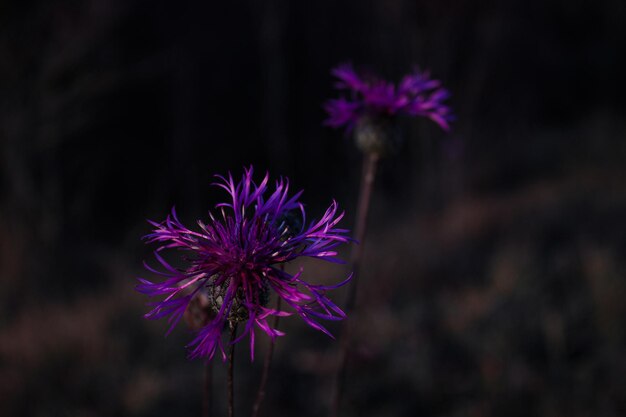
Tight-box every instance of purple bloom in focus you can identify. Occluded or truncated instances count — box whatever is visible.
[324,63,454,133]
[137,167,351,360]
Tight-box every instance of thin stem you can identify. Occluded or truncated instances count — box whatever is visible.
[203,361,213,417]
[251,297,282,417]
[228,322,239,417]
[330,151,380,417]
[347,151,380,310]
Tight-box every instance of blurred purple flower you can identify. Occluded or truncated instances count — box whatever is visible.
[324,63,454,132]
[137,167,351,360]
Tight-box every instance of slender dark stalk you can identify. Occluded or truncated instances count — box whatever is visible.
[346,151,380,310]
[330,151,380,417]
[228,322,239,417]
[251,297,282,417]
[203,361,213,417]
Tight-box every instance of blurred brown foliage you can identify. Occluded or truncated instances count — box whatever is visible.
[1,0,626,416]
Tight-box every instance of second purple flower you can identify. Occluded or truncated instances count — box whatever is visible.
[324,63,453,154]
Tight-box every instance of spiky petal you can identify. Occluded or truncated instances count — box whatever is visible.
[324,63,454,132]
[137,167,352,360]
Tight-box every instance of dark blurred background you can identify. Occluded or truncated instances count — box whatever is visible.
[2,0,626,416]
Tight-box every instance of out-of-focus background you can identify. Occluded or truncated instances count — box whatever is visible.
[2,1,626,416]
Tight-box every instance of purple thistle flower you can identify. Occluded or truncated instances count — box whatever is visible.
[324,63,454,133]
[137,167,351,361]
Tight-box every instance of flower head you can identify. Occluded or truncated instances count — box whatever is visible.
[324,63,454,143]
[137,167,351,360]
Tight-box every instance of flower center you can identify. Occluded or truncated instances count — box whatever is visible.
[206,276,270,323]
